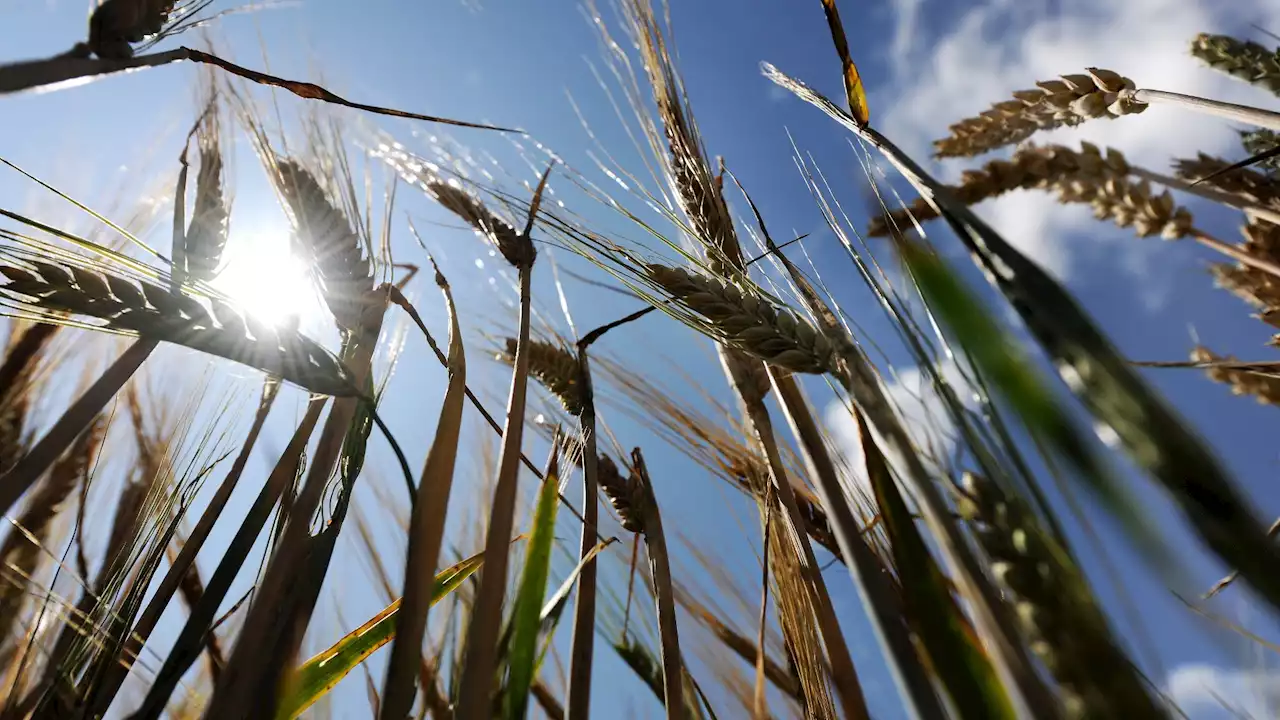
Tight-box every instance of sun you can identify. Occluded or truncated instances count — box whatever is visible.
[212,233,320,329]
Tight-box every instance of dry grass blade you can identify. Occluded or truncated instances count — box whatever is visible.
[86,381,280,716]
[380,260,466,720]
[204,287,386,716]
[0,43,520,132]
[0,258,358,396]
[131,396,328,719]
[608,448,684,720]
[453,173,546,720]
[769,371,947,718]
[1191,33,1280,96]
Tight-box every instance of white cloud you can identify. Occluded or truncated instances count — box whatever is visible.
[1168,663,1280,719]
[875,0,1280,281]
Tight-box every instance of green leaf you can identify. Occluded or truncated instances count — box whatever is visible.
[502,445,564,719]
[274,551,485,720]
[855,412,1015,720]
[896,239,1175,579]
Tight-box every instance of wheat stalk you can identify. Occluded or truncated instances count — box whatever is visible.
[274,159,375,332]
[958,473,1163,718]
[935,69,1145,158]
[498,337,584,416]
[0,259,355,396]
[1191,33,1280,96]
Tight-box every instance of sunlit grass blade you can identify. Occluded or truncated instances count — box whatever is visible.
[131,396,329,720]
[275,552,485,720]
[503,438,563,720]
[853,411,1017,719]
[380,260,467,720]
[765,57,1280,615]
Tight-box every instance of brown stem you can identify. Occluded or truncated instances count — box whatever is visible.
[0,337,156,519]
[455,262,535,720]
[566,347,601,720]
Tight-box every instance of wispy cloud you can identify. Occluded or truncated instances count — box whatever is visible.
[873,0,1280,281]
[1167,663,1280,719]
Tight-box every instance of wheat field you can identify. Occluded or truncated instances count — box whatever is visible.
[0,1,1279,718]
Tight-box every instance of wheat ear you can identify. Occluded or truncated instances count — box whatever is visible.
[1190,346,1280,405]
[184,104,229,283]
[0,260,354,396]
[427,181,535,268]
[1191,33,1280,96]
[1241,129,1280,173]
[959,473,1163,718]
[498,337,584,416]
[274,159,375,332]
[935,69,1145,157]
[1173,153,1280,208]
[870,142,1131,236]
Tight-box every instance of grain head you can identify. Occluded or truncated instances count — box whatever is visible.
[273,159,375,332]
[1191,346,1280,405]
[184,105,230,284]
[1191,33,1280,95]
[597,454,645,534]
[1173,152,1280,208]
[1056,176,1193,239]
[497,336,582,416]
[0,259,356,397]
[87,0,179,59]
[645,263,838,375]
[870,142,1131,236]
[1241,129,1280,174]
[934,69,1145,158]
[427,181,534,269]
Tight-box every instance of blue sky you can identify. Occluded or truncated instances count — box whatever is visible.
[4,0,1280,718]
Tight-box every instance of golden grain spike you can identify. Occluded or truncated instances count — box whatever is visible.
[0,260,356,397]
[1191,346,1280,406]
[185,108,230,283]
[869,143,1131,236]
[427,181,533,269]
[934,68,1145,158]
[597,455,644,534]
[497,337,583,416]
[1191,33,1280,96]
[1174,153,1280,208]
[646,264,837,376]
